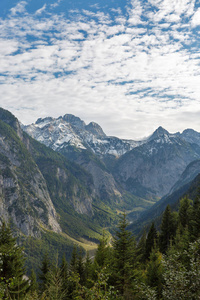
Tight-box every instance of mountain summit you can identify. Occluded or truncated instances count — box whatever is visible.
[149,126,170,140]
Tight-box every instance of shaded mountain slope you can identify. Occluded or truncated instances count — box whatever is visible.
[129,162,200,235]
[114,127,200,199]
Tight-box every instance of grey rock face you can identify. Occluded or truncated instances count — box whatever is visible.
[180,129,200,147]
[0,112,61,237]
[115,132,200,198]
[85,122,106,138]
[169,160,200,195]
[55,166,93,215]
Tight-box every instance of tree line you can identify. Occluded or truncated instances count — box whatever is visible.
[1,195,200,299]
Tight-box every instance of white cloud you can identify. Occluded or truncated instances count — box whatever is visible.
[50,0,63,9]
[10,1,28,16]
[191,8,200,27]
[0,0,200,138]
[35,4,47,15]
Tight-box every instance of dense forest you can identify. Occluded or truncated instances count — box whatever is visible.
[1,195,200,299]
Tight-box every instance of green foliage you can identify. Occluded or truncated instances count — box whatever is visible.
[112,213,137,297]
[94,231,110,268]
[82,267,117,300]
[0,222,29,299]
[38,253,51,293]
[29,269,38,293]
[145,249,163,297]
[132,282,157,300]
[145,222,158,260]
[3,200,200,300]
[22,230,78,276]
[45,258,67,300]
[178,197,193,230]
[162,239,200,299]
[189,196,200,241]
[159,205,177,253]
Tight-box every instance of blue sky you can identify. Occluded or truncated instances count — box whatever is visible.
[0,0,200,139]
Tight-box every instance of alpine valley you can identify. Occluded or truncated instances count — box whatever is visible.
[1,107,200,269]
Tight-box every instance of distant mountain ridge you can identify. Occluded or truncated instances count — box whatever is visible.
[23,115,200,200]
[23,114,142,157]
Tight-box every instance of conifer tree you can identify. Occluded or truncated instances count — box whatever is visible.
[0,222,29,299]
[146,248,163,297]
[94,231,109,268]
[84,252,93,288]
[189,197,200,241]
[68,246,79,298]
[136,231,147,264]
[38,252,51,294]
[178,197,192,230]
[60,255,68,294]
[159,205,177,253]
[145,222,158,260]
[69,246,78,274]
[171,225,190,255]
[29,269,38,294]
[77,249,85,285]
[45,257,67,300]
[112,213,136,298]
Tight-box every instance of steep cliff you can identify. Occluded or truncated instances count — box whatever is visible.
[0,116,61,237]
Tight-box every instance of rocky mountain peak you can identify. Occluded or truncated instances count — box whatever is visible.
[147,126,175,145]
[180,129,200,147]
[182,128,197,135]
[35,117,54,125]
[85,122,106,138]
[150,126,170,140]
[62,114,85,129]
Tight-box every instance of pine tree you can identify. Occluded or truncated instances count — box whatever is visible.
[189,197,200,241]
[171,225,190,255]
[145,222,158,260]
[136,230,147,264]
[112,213,136,298]
[68,246,79,298]
[146,248,163,298]
[38,252,51,294]
[178,197,192,230]
[29,269,38,293]
[0,222,29,299]
[159,205,177,254]
[45,257,67,300]
[94,231,110,268]
[69,246,78,274]
[84,252,93,288]
[60,255,68,294]
[77,249,85,285]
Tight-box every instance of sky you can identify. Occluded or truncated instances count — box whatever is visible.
[0,0,200,139]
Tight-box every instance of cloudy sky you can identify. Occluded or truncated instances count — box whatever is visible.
[0,0,200,139]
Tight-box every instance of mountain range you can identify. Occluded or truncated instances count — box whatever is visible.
[23,114,200,200]
[1,107,200,268]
